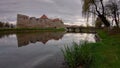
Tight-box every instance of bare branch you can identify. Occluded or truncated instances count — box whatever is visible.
[100,0,105,15]
[88,11,98,15]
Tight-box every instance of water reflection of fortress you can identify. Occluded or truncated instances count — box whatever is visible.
[16,32,65,47]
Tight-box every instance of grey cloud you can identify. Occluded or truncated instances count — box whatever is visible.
[0,0,84,25]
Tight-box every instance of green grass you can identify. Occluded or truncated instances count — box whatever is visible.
[90,30,120,68]
[62,29,120,68]
[0,28,65,33]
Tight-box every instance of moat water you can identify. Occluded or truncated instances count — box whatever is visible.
[0,32,96,68]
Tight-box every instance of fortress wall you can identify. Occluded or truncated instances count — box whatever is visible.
[28,17,37,28]
[17,14,29,28]
[17,14,65,28]
[29,17,37,24]
[52,21,65,28]
[58,21,65,28]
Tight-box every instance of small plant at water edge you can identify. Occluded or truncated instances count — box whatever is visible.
[61,42,93,68]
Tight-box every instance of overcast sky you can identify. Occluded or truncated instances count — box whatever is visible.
[0,0,91,25]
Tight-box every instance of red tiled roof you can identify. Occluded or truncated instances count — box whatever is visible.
[40,14,48,19]
[52,18,60,22]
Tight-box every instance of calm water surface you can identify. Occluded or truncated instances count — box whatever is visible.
[0,32,96,68]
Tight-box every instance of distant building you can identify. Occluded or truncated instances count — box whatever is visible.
[17,14,65,28]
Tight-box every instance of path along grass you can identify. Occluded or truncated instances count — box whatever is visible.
[62,29,120,68]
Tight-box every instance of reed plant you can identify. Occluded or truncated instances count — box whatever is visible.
[61,42,93,68]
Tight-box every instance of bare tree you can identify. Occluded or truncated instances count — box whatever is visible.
[105,0,120,28]
[82,0,110,27]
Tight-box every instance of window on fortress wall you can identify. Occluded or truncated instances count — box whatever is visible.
[40,20,43,22]
[40,19,44,22]
[36,19,39,21]
[30,18,32,20]
[24,17,26,19]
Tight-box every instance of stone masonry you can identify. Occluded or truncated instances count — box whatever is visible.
[17,14,65,28]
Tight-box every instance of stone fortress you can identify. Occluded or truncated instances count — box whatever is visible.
[17,14,65,28]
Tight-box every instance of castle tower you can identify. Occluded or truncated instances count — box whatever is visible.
[40,14,48,19]
[17,14,29,28]
[39,14,50,24]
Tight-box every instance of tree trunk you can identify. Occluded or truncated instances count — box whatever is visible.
[114,18,119,28]
[98,14,110,27]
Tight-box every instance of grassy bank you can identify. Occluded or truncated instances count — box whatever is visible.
[62,29,120,68]
[0,28,65,33]
[90,30,120,68]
